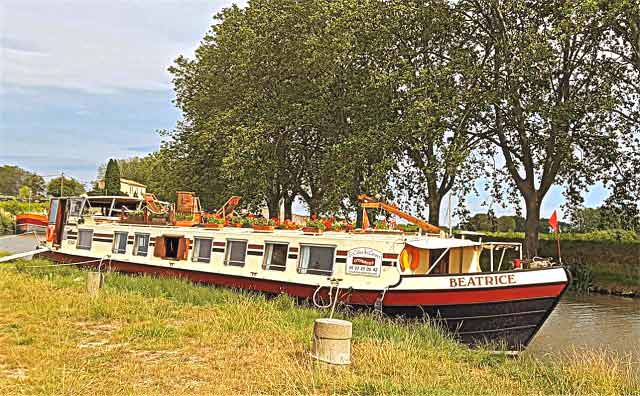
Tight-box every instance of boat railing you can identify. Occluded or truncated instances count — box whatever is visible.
[482,242,523,272]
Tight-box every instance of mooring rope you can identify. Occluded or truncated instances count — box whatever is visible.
[0,257,105,270]
[312,283,344,319]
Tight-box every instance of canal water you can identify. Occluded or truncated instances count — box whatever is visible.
[526,293,640,363]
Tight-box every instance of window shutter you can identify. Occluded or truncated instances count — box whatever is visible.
[154,237,165,258]
[177,238,188,260]
[184,239,191,260]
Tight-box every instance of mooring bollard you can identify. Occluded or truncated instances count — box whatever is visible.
[311,318,352,365]
[86,271,104,296]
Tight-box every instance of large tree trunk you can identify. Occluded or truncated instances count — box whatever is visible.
[428,194,442,227]
[266,196,280,220]
[523,193,541,258]
[284,196,293,220]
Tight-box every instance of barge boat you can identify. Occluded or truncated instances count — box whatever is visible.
[39,194,570,350]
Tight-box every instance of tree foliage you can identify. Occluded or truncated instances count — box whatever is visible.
[0,165,46,198]
[102,0,640,257]
[103,159,121,195]
[47,176,85,197]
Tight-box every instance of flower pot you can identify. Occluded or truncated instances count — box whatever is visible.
[204,223,223,229]
[122,216,146,225]
[302,227,324,235]
[175,220,196,227]
[253,224,275,232]
[150,217,168,225]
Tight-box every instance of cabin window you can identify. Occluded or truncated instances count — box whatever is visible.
[48,199,59,224]
[77,229,93,250]
[153,236,188,260]
[263,242,288,271]
[298,245,335,275]
[192,237,213,263]
[429,249,450,274]
[225,239,247,267]
[112,231,128,254]
[134,233,150,256]
[68,198,85,217]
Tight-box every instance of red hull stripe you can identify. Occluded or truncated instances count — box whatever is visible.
[39,252,567,307]
[383,284,567,305]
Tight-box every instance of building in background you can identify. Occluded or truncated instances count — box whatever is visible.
[97,178,146,198]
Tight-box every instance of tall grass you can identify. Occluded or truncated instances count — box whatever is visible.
[0,259,638,395]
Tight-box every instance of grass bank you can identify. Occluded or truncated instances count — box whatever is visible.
[0,259,638,395]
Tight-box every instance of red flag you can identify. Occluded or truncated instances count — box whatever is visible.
[549,210,559,233]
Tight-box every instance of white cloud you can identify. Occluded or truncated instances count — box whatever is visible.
[1,0,241,94]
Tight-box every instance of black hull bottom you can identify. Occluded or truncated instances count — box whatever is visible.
[382,297,560,350]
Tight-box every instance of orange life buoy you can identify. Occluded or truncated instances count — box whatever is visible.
[400,246,421,271]
[400,249,411,271]
[408,246,420,270]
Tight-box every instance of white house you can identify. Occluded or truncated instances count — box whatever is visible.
[98,178,146,198]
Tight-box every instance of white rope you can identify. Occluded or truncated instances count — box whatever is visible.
[0,257,105,270]
[312,283,343,319]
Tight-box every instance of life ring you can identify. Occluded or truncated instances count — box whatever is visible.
[399,246,420,271]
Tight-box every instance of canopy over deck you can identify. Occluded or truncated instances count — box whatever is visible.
[405,238,480,250]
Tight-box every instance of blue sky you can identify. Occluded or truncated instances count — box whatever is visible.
[0,0,608,221]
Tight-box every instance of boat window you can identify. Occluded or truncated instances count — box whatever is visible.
[429,248,450,274]
[48,199,59,224]
[112,231,128,254]
[134,233,150,256]
[77,229,93,250]
[225,239,247,267]
[68,198,85,217]
[263,242,288,271]
[298,245,335,275]
[193,237,213,263]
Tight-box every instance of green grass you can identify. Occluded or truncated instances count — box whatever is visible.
[0,258,638,395]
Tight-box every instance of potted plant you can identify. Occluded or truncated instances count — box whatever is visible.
[123,210,146,224]
[175,212,196,227]
[204,215,225,229]
[252,217,276,231]
[277,219,300,230]
[302,218,326,234]
[149,212,169,225]
[227,215,244,227]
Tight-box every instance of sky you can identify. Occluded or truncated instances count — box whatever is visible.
[0,0,609,221]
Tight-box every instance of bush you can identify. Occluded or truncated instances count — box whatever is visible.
[0,200,48,216]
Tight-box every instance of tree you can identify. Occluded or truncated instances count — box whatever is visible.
[168,0,394,218]
[103,159,121,195]
[496,216,516,232]
[0,165,45,197]
[378,0,485,226]
[458,0,625,256]
[47,176,85,197]
[18,186,32,201]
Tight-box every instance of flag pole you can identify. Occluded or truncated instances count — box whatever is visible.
[550,210,562,265]
[555,228,562,265]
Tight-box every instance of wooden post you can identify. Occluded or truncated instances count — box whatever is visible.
[311,318,352,365]
[87,272,104,296]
